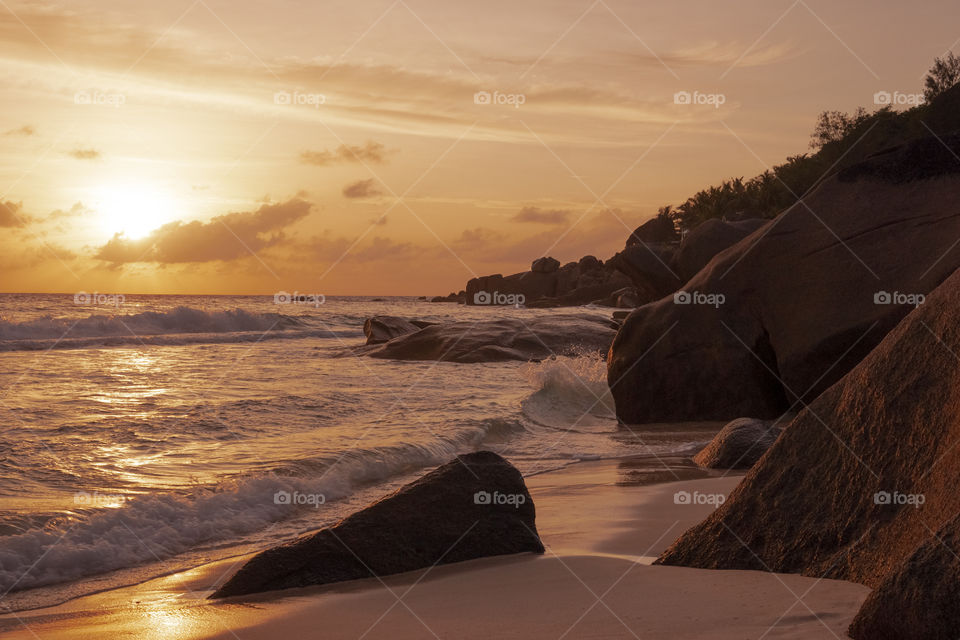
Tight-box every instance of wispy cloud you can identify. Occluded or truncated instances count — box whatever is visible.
[4,125,35,136]
[342,178,383,199]
[300,141,389,167]
[511,206,571,224]
[67,148,101,160]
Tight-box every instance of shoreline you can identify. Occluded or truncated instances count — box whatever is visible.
[0,458,869,639]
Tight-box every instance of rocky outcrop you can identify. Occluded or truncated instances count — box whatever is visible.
[362,316,422,345]
[531,256,560,273]
[211,451,543,598]
[608,243,681,296]
[360,313,616,363]
[655,267,960,619]
[609,133,960,424]
[848,514,960,640]
[692,418,783,470]
[627,215,679,246]
[465,256,633,308]
[429,290,465,303]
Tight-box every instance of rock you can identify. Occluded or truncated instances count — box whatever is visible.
[362,315,421,345]
[609,243,682,296]
[609,133,960,424]
[578,255,603,271]
[417,296,427,300]
[614,287,640,308]
[429,291,463,303]
[531,256,560,273]
[363,313,616,363]
[211,451,543,598]
[692,418,783,469]
[466,258,631,307]
[655,267,960,608]
[848,514,960,640]
[627,216,679,247]
[674,218,768,281]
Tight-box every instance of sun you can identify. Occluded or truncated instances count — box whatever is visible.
[94,183,177,239]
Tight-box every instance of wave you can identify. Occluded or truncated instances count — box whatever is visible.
[0,419,520,597]
[0,306,356,351]
[520,350,617,431]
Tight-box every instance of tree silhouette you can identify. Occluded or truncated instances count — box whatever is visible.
[924,52,960,102]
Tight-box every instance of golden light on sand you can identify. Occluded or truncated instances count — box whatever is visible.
[95,183,177,239]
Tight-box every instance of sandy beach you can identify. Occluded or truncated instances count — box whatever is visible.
[0,459,869,639]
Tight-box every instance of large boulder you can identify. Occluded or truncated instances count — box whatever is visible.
[609,133,960,424]
[608,243,682,295]
[848,514,960,640]
[362,316,422,345]
[655,267,960,636]
[627,215,679,246]
[675,218,768,281]
[692,417,783,469]
[531,256,560,273]
[212,451,543,598]
[361,313,616,362]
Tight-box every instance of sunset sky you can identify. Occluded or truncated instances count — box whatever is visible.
[0,0,957,295]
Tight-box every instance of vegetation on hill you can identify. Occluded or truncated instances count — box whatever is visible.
[659,55,960,233]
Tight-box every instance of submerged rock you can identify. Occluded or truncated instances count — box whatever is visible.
[211,451,543,598]
[655,267,960,638]
[363,313,616,363]
[362,315,422,345]
[692,418,783,470]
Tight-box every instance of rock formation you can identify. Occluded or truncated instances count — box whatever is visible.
[361,313,616,363]
[212,452,543,598]
[609,133,960,424]
[692,418,783,470]
[655,267,960,640]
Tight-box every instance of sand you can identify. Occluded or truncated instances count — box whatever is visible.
[0,459,869,639]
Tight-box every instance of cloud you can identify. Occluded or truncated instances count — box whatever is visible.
[0,201,25,227]
[300,141,389,166]
[95,198,312,264]
[68,148,101,160]
[342,178,383,199]
[4,125,34,136]
[511,206,571,224]
[454,227,507,248]
[48,201,90,220]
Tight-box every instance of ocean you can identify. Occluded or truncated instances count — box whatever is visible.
[0,294,711,611]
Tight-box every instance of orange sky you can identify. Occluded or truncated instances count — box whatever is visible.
[0,0,957,295]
